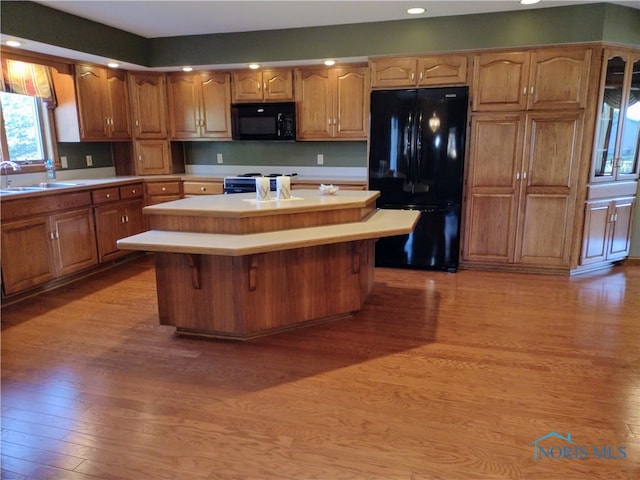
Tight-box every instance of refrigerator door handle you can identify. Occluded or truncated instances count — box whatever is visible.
[416,111,423,184]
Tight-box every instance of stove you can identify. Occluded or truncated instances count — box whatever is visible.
[223,173,297,193]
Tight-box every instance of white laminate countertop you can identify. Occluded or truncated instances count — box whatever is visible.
[118,209,419,256]
[142,189,380,218]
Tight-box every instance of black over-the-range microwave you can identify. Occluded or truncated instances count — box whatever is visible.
[231,102,296,141]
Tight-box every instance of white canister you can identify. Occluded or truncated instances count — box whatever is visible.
[276,176,291,199]
[255,177,270,200]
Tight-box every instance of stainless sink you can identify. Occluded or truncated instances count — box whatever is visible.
[0,182,83,195]
[0,186,44,193]
[26,182,83,189]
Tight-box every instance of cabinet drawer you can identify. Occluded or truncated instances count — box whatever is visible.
[146,181,181,196]
[120,183,144,199]
[1,191,92,221]
[92,187,120,204]
[183,181,223,195]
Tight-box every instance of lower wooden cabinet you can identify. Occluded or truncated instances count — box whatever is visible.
[145,179,182,204]
[182,180,223,196]
[580,197,635,265]
[1,208,98,295]
[94,199,145,262]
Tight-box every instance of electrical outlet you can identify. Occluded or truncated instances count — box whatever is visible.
[85,155,93,167]
[60,156,68,169]
[317,154,324,165]
[217,153,223,164]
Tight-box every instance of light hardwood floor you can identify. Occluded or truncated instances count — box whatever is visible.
[1,255,639,479]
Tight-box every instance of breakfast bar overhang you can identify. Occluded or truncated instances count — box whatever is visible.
[118,190,419,340]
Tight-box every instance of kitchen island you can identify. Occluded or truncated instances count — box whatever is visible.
[118,190,419,340]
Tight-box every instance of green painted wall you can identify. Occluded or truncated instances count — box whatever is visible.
[185,141,367,168]
[57,142,113,170]
[0,1,148,65]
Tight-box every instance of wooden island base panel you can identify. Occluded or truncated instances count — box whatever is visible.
[118,190,419,340]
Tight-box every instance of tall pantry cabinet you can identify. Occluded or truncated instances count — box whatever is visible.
[462,46,593,272]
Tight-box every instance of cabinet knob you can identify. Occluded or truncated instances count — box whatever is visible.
[132,189,136,194]
[162,187,166,192]
[106,193,110,198]
[200,187,206,192]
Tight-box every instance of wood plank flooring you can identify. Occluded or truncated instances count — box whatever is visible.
[1,255,639,479]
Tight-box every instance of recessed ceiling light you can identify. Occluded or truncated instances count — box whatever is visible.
[182,66,193,72]
[6,40,21,47]
[407,7,426,15]
[107,62,119,68]
[249,63,260,70]
[520,0,541,5]
[324,60,336,66]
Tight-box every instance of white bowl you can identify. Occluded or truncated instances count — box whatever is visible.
[319,184,339,195]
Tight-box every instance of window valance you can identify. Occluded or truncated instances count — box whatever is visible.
[0,59,56,106]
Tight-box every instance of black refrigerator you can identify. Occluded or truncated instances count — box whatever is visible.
[369,86,469,272]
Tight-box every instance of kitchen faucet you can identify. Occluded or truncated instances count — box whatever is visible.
[0,161,21,189]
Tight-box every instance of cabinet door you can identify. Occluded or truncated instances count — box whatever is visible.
[122,199,145,238]
[129,72,168,138]
[463,114,523,263]
[515,111,584,266]
[75,64,109,140]
[105,69,131,139]
[417,55,468,86]
[167,74,201,139]
[527,47,591,110]
[232,71,263,102]
[580,200,611,265]
[50,208,98,276]
[472,52,530,111]
[295,68,333,139]
[616,55,640,181]
[135,140,170,175]
[370,57,417,88]
[1,216,56,295]
[333,67,369,139]
[94,204,125,262]
[200,73,232,138]
[608,198,635,260]
[263,69,293,101]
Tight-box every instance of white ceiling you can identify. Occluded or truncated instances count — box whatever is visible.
[31,0,639,39]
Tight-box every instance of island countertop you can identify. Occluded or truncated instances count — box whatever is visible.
[142,189,380,218]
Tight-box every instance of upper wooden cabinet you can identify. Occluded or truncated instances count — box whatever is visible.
[167,72,232,139]
[295,65,369,140]
[472,47,592,111]
[590,48,640,183]
[74,64,131,140]
[232,69,294,102]
[370,55,468,88]
[128,72,168,139]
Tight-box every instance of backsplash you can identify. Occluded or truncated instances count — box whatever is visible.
[57,142,114,170]
[184,141,367,168]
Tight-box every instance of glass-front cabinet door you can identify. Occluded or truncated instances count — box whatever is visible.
[617,55,640,180]
[591,50,640,182]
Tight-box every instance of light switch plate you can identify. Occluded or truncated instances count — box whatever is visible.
[317,154,324,165]
[217,153,223,164]
[85,155,93,167]
[60,156,68,169]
